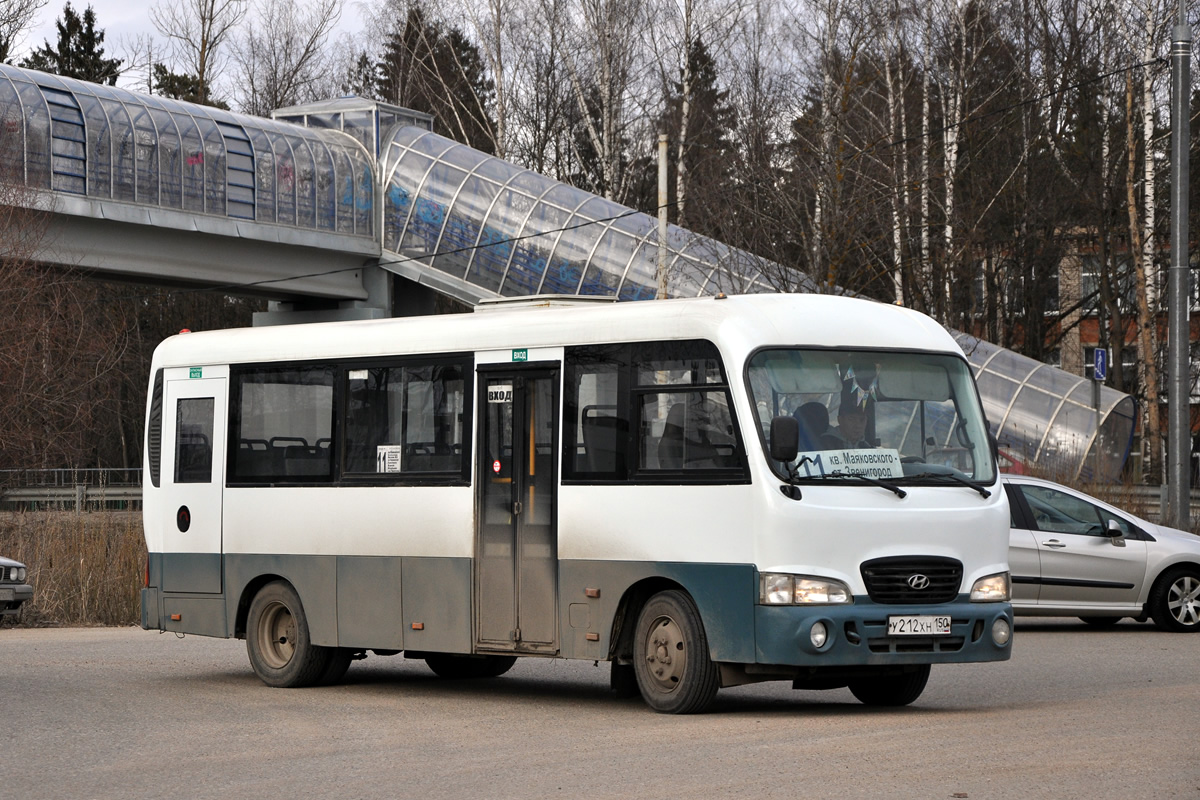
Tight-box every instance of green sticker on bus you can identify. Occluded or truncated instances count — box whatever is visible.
[512,349,528,362]
[189,367,202,378]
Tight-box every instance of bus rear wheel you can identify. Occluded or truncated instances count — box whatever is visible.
[246,581,330,688]
[632,590,719,714]
[848,664,930,706]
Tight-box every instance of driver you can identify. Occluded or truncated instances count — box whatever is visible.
[822,399,874,449]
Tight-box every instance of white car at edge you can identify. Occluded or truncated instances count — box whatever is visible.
[1002,475,1200,631]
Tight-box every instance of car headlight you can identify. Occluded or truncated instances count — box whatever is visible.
[970,572,1010,602]
[17,567,26,582]
[760,573,852,605]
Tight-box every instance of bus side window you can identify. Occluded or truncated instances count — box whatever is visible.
[342,360,466,477]
[230,366,335,483]
[564,345,628,481]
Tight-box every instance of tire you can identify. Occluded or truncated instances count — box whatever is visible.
[1079,616,1123,627]
[317,648,356,685]
[245,581,331,688]
[1149,567,1200,632]
[425,654,517,679]
[848,664,930,707]
[632,590,719,714]
[610,662,639,698]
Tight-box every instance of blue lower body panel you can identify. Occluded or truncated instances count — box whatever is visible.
[755,596,1012,667]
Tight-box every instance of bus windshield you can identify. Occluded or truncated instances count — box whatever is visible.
[747,348,996,484]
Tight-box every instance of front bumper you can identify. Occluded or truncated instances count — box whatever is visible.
[0,583,33,616]
[755,595,1012,666]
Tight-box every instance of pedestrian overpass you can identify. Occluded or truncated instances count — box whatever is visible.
[0,63,1135,481]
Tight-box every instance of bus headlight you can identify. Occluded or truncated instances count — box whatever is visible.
[760,573,852,605]
[970,572,1011,602]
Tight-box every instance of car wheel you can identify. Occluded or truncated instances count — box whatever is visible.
[425,654,517,678]
[1078,616,1123,627]
[848,664,930,706]
[246,580,331,687]
[1149,567,1200,632]
[632,590,719,714]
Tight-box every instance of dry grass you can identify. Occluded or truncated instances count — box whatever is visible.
[0,511,145,627]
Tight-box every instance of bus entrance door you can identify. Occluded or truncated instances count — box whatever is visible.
[476,368,559,654]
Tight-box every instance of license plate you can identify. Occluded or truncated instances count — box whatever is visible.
[888,615,951,636]
[0,588,12,602]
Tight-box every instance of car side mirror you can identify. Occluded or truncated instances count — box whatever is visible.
[769,416,799,463]
[1105,518,1127,547]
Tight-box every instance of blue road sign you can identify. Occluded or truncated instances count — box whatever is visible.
[1094,348,1107,381]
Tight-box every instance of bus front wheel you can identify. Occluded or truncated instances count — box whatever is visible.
[632,590,719,714]
[246,581,330,688]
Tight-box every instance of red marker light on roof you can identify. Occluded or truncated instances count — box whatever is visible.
[179,329,191,334]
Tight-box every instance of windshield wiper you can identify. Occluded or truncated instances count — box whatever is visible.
[906,471,992,498]
[812,470,908,498]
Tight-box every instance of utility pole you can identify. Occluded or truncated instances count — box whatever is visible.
[657,133,669,299]
[1167,10,1192,528]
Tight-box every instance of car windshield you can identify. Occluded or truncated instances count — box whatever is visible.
[747,348,996,484]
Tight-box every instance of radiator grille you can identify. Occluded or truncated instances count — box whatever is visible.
[860,556,962,604]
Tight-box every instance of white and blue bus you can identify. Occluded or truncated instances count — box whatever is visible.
[141,293,1012,713]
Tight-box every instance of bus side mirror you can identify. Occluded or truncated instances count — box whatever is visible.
[769,416,799,463]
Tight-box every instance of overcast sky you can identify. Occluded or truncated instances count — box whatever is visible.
[16,0,368,82]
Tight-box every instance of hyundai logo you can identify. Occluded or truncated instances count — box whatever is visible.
[907,574,931,590]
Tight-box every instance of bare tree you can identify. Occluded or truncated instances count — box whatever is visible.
[115,32,169,95]
[504,0,572,177]
[555,0,652,202]
[0,0,46,62]
[150,0,247,104]
[646,0,742,227]
[231,0,342,116]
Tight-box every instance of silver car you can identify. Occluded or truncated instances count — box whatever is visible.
[1003,476,1200,631]
[0,556,33,618]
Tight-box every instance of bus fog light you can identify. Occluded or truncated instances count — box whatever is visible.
[810,621,828,648]
[991,617,1011,646]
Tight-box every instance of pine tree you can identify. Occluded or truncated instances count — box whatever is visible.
[20,2,122,85]
[151,63,227,109]
[377,3,496,153]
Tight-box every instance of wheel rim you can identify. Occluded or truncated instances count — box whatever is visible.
[642,614,686,694]
[257,600,296,669]
[1167,575,1200,627]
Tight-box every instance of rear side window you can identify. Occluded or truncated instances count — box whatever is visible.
[147,369,163,487]
[175,397,215,483]
[230,366,335,482]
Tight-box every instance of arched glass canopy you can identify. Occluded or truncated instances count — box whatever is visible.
[0,64,375,238]
[380,127,790,301]
[957,334,1136,482]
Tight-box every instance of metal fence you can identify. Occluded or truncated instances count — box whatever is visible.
[0,469,143,511]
